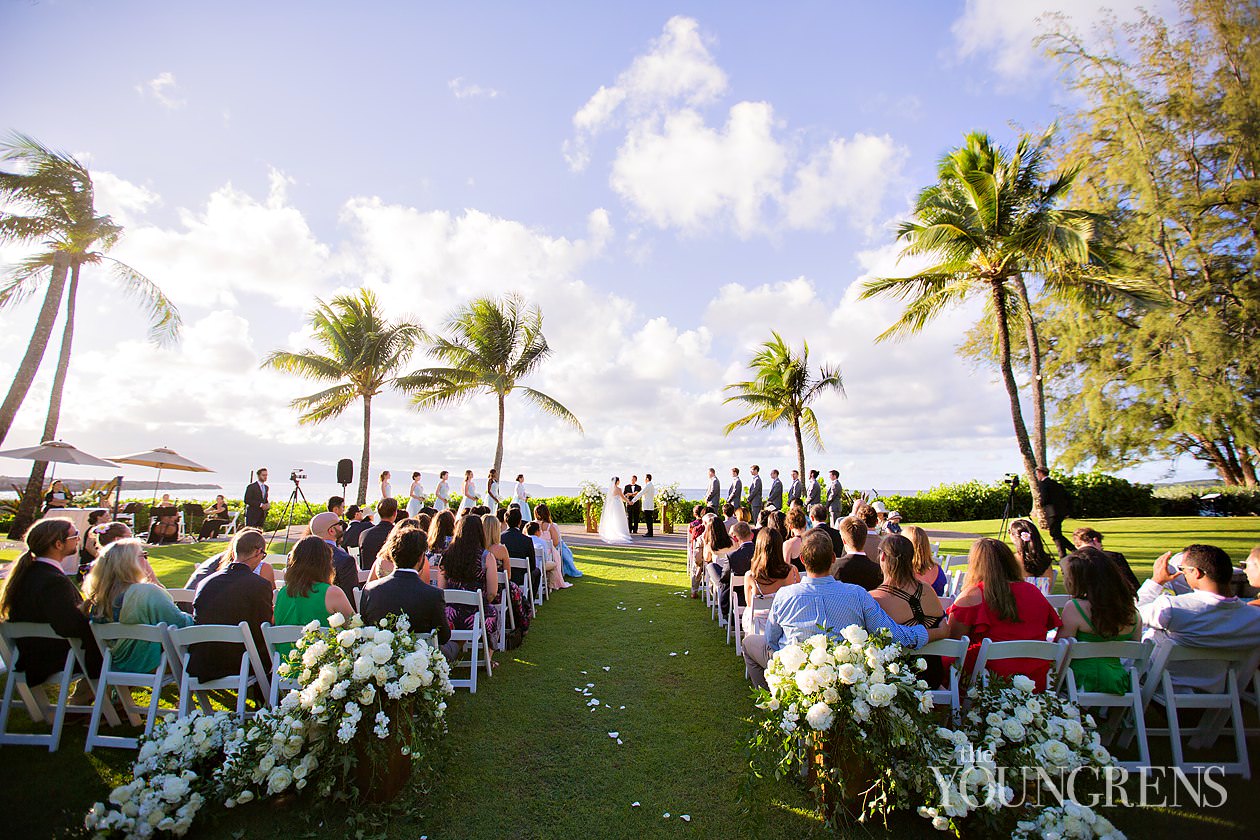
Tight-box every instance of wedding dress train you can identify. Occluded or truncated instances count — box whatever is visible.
[598,483,633,545]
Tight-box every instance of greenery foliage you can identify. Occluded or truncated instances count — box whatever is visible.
[877,472,1159,522]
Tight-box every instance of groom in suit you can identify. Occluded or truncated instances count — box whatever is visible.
[706,468,721,512]
[640,474,656,537]
[788,470,804,507]
[625,476,642,534]
[243,468,270,528]
[747,465,763,522]
[726,467,743,511]
[767,469,784,512]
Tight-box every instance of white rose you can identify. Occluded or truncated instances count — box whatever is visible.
[375,629,395,647]
[1000,719,1026,741]
[336,629,357,648]
[841,625,869,646]
[867,683,896,707]
[1064,721,1086,745]
[932,816,949,831]
[808,646,831,667]
[328,612,345,628]
[794,669,820,695]
[852,698,871,721]
[804,701,834,731]
[806,632,829,649]
[352,656,374,680]
[836,663,862,685]
[776,644,807,672]
[358,684,377,706]
[1090,745,1112,765]
[919,693,935,713]
[1014,706,1034,725]
[303,620,321,633]
[266,766,293,794]
[370,643,393,664]
[1011,674,1036,693]
[1041,739,1072,766]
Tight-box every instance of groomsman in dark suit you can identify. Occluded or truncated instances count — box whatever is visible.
[746,465,763,521]
[767,469,784,512]
[726,467,743,510]
[826,470,844,525]
[806,470,822,506]
[788,470,804,507]
[625,476,642,534]
[243,468,270,528]
[706,468,721,511]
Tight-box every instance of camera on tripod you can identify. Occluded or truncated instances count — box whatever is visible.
[290,469,307,483]
[1003,473,1020,489]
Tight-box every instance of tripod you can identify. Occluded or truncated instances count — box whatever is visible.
[996,476,1019,538]
[268,477,314,554]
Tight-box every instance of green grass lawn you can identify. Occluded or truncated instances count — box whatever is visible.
[0,523,1257,838]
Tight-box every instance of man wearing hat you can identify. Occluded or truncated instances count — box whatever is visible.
[311,511,359,604]
[886,510,903,535]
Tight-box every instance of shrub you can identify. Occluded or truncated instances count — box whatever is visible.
[1154,484,1260,516]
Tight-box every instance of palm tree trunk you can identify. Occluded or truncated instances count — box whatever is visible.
[12,263,79,535]
[357,394,372,506]
[0,253,69,447]
[1014,275,1047,467]
[991,281,1045,525]
[493,391,506,480]
[793,415,806,488]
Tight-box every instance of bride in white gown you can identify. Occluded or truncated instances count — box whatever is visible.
[598,477,632,544]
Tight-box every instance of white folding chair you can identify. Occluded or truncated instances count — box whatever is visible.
[496,571,512,651]
[357,569,371,585]
[271,567,286,585]
[1046,594,1072,610]
[1058,638,1154,770]
[1025,576,1053,596]
[166,588,196,609]
[728,575,745,650]
[346,545,360,562]
[508,557,537,610]
[442,590,493,692]
[534,543,552,604]
[85,622,182,751]
[0,627,50,724]
[352,587,362,613]
[219,511,240,537]
[0,623,114,751]
[1138,642,1258,778]
[260,623,304,707]
[970,638,1069,690]
[168,622,263,720]
[945,569,968,598]
[918,636,969,722]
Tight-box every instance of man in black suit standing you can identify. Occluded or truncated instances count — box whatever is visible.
[358,497,398,571]
[1035,466,1073,557]
[360,528,457,661]
[310,511,358,604]
[243,468,269,528]
[189,530,273,681]
[806,470,822,506]
[788,470,803,507]
[746,465,763,522]
[766,469,783,513]
[727,467,743,511]
[705,468,721,512]
[501,507,539,599]
[625,475,642,534]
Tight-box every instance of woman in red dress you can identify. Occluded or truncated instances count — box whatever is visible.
[948,538,1062,691]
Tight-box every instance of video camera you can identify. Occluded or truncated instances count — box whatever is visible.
[290,470,307,483]
[1003,473,1020,489]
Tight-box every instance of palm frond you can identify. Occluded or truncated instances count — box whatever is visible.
[106,258,182,345]
[517,386,583,433]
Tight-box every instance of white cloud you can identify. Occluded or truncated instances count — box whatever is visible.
[448,77,500,100]
[568,16,907,236]
[951,0,1178,79]
[136,71,186,109]
[93,171,161,228]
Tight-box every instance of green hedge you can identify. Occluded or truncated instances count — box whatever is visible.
[1153,484,1260,516]
[877,471,1161,522]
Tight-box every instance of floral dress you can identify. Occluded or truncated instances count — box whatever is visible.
[444,551,531,641]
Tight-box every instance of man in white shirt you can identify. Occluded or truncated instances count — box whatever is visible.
[640,474,656,538]
[1137,544,1260,692]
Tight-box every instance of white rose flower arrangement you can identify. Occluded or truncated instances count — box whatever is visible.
[86,614,455,839]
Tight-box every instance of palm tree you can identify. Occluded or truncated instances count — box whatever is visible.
[0,133,181,533]
[722,331,845,483]
[398,293,582,479]
[860,129,1132,523]
[263,288,424,505]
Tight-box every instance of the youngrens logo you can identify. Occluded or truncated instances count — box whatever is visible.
[930,746,1229,809]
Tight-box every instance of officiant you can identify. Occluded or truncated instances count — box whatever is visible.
[625,475,643,534]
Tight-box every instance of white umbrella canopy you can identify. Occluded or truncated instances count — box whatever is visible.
[108,446,212,506]
[0,439,118,469]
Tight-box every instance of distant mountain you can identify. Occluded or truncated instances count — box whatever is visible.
[0,476,221,492]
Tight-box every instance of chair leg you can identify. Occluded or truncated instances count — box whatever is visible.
[469,631,478,695]
[85,675,109,753]
[49,667,75,753]
[1164,676,1185,774]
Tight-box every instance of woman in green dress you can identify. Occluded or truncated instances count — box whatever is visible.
[274,537,355,656]
[1056,547,1140,694]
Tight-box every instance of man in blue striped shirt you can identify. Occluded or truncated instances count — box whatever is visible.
[743,531,949,689]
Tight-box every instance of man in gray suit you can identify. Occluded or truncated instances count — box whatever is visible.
[726,467,743,510]
[746,465,763,521]
[766,469,783,513]
[806,469,822,506]
[788,470,804,507]
[826,470,844,525]
[705,467,721,511]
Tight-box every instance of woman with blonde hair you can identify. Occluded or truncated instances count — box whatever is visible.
[481,513,510,575]
[903,524,947,595]
[82,539,193,673]
[948,538,1061,690]
[781,506,810,573]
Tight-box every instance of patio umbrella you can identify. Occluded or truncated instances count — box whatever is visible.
[108,446,213,506]
[0,439,119,481]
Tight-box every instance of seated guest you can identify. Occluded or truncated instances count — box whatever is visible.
[708,521,754,615]
[309,511,357,603]
[481,514,511,580]
[873,534,946,687]
[427,509,456,556]
[833,516,883,591]
[743,531,946,689]
[695,514,732,597]
[185,528,262,591]
[687,504,708,543]
[810,504,846,558]
[1247,546,1260,607]
[413,512,432,536]
[43,479,72,513]
[526,521,562,592]
[78,510,110,573]
[343,505,370,548]
[370,520,425,583]
[274,536,354,658]
[439,515,504,663]
[81,539,193,673]
[782,506,809,573]
[0,519,103,692]
[1137,544,1260,691]
[361,527,457,660]
[904,524,947,596]
[885,510,904,535]
[769,509,788,540]
[948,538,1062,691]
[735,506,751,525]
[1009,518,1056,590]
[188,531,273,681]
[327,495,347,532]
[358,497,399,571]
[197,495,231,541]
[722,503,737,532]
[742,527,799,637]
[855,501,882,550]
[501,508,540,600]
[1055,547,1140,694]
[534,503,575,588]
[1072,527,1139,593]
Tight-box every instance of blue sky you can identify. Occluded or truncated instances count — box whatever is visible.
[0,0,1205,499]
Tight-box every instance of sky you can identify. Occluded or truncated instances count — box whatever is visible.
[0,0,1204,501]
